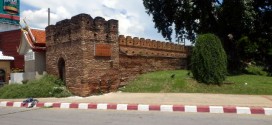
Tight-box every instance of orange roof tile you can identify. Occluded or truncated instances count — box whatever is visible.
[21,28,46,52]
[29,29,46,46]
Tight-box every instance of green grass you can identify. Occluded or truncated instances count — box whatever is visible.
[119,70,272,95]
[0,75,72,99]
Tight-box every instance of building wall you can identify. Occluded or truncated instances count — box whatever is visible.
[0,29,24,70]
[24,60,35,72]
[0,61,11,84]
[46,13,189,96]
[0,24,19,32]
[18,36,46,81]
[23,49,35,80]
[10,72,23,84]
[35,52,46,76]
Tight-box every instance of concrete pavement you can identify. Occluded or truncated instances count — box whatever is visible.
[1,92,272,107]
[1,92,272,115]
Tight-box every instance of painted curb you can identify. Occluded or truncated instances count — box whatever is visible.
[1,101,271,116]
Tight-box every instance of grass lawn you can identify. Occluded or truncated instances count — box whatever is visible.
[119,70,272,95]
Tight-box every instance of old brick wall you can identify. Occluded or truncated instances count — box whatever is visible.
[46,14,119,96]
[118,35,187,84]
[46,13,188,96]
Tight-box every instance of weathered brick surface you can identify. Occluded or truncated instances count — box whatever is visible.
[46,13,188,96]
[119,55,186,85]
[46,14,119,96]
[118,35,187,58]
[118,35,187,85]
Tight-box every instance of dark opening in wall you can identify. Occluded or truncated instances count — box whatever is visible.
[58,58,66,84]
[0,69,6,83]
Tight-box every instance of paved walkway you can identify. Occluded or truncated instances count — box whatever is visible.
[1,92,272,115]
[1,92,272,107]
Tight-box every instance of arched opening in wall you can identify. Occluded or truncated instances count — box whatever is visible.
[0,69,6,84]
[58,58,66,84]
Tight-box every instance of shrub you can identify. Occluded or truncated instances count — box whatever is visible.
[0,75,72,99]
[51,86,72,98]
[245,64,268,76]
[191,33,227,84]
[21,79,29,84]
[0,84,28,98]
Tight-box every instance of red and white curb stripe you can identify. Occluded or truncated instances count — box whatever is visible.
[1,101,272,115]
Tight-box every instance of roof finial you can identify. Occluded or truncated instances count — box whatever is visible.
[23,18,36,42]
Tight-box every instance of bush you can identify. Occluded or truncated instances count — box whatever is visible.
[51,87,72,98]
[21,79,29,84]
[245,64,268,76]
[191,33,227,84]
[0,84,29,98]
[0,75,72,99]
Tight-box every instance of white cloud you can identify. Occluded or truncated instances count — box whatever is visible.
[102,0,119,8]
[20,0,166,41]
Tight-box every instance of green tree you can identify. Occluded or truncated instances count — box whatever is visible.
[191,34,227,84]
[143,0,272,74]
[252,0,272,74]
[219,0,256,37]
[143,0,219,42]
[218,0,256,72]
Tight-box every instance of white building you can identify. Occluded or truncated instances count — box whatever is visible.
[17,26,46,81]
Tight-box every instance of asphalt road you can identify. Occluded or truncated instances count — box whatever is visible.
[0,107,271,125]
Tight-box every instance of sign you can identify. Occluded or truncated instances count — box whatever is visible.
[95,44,112,57]
[0,0,20,25]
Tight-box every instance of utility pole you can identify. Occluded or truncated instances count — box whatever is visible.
[48,8,50,26]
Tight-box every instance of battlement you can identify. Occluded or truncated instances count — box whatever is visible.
[46,13,189,96]
[119,35,187,58]
[46,13,118,47]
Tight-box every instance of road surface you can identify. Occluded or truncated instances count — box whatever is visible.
[0,107,271,125]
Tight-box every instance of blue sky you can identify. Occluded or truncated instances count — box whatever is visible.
[19,0,167,42]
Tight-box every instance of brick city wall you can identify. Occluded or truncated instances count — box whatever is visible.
[118,35,187,84]
[46,14,119,96]
[46,13,188,96]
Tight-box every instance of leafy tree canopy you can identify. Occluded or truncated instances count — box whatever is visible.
[143,0,272,74]
[143,0,220,42]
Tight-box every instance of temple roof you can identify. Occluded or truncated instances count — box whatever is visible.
[27,29,46,47]
[18,27,46,53]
